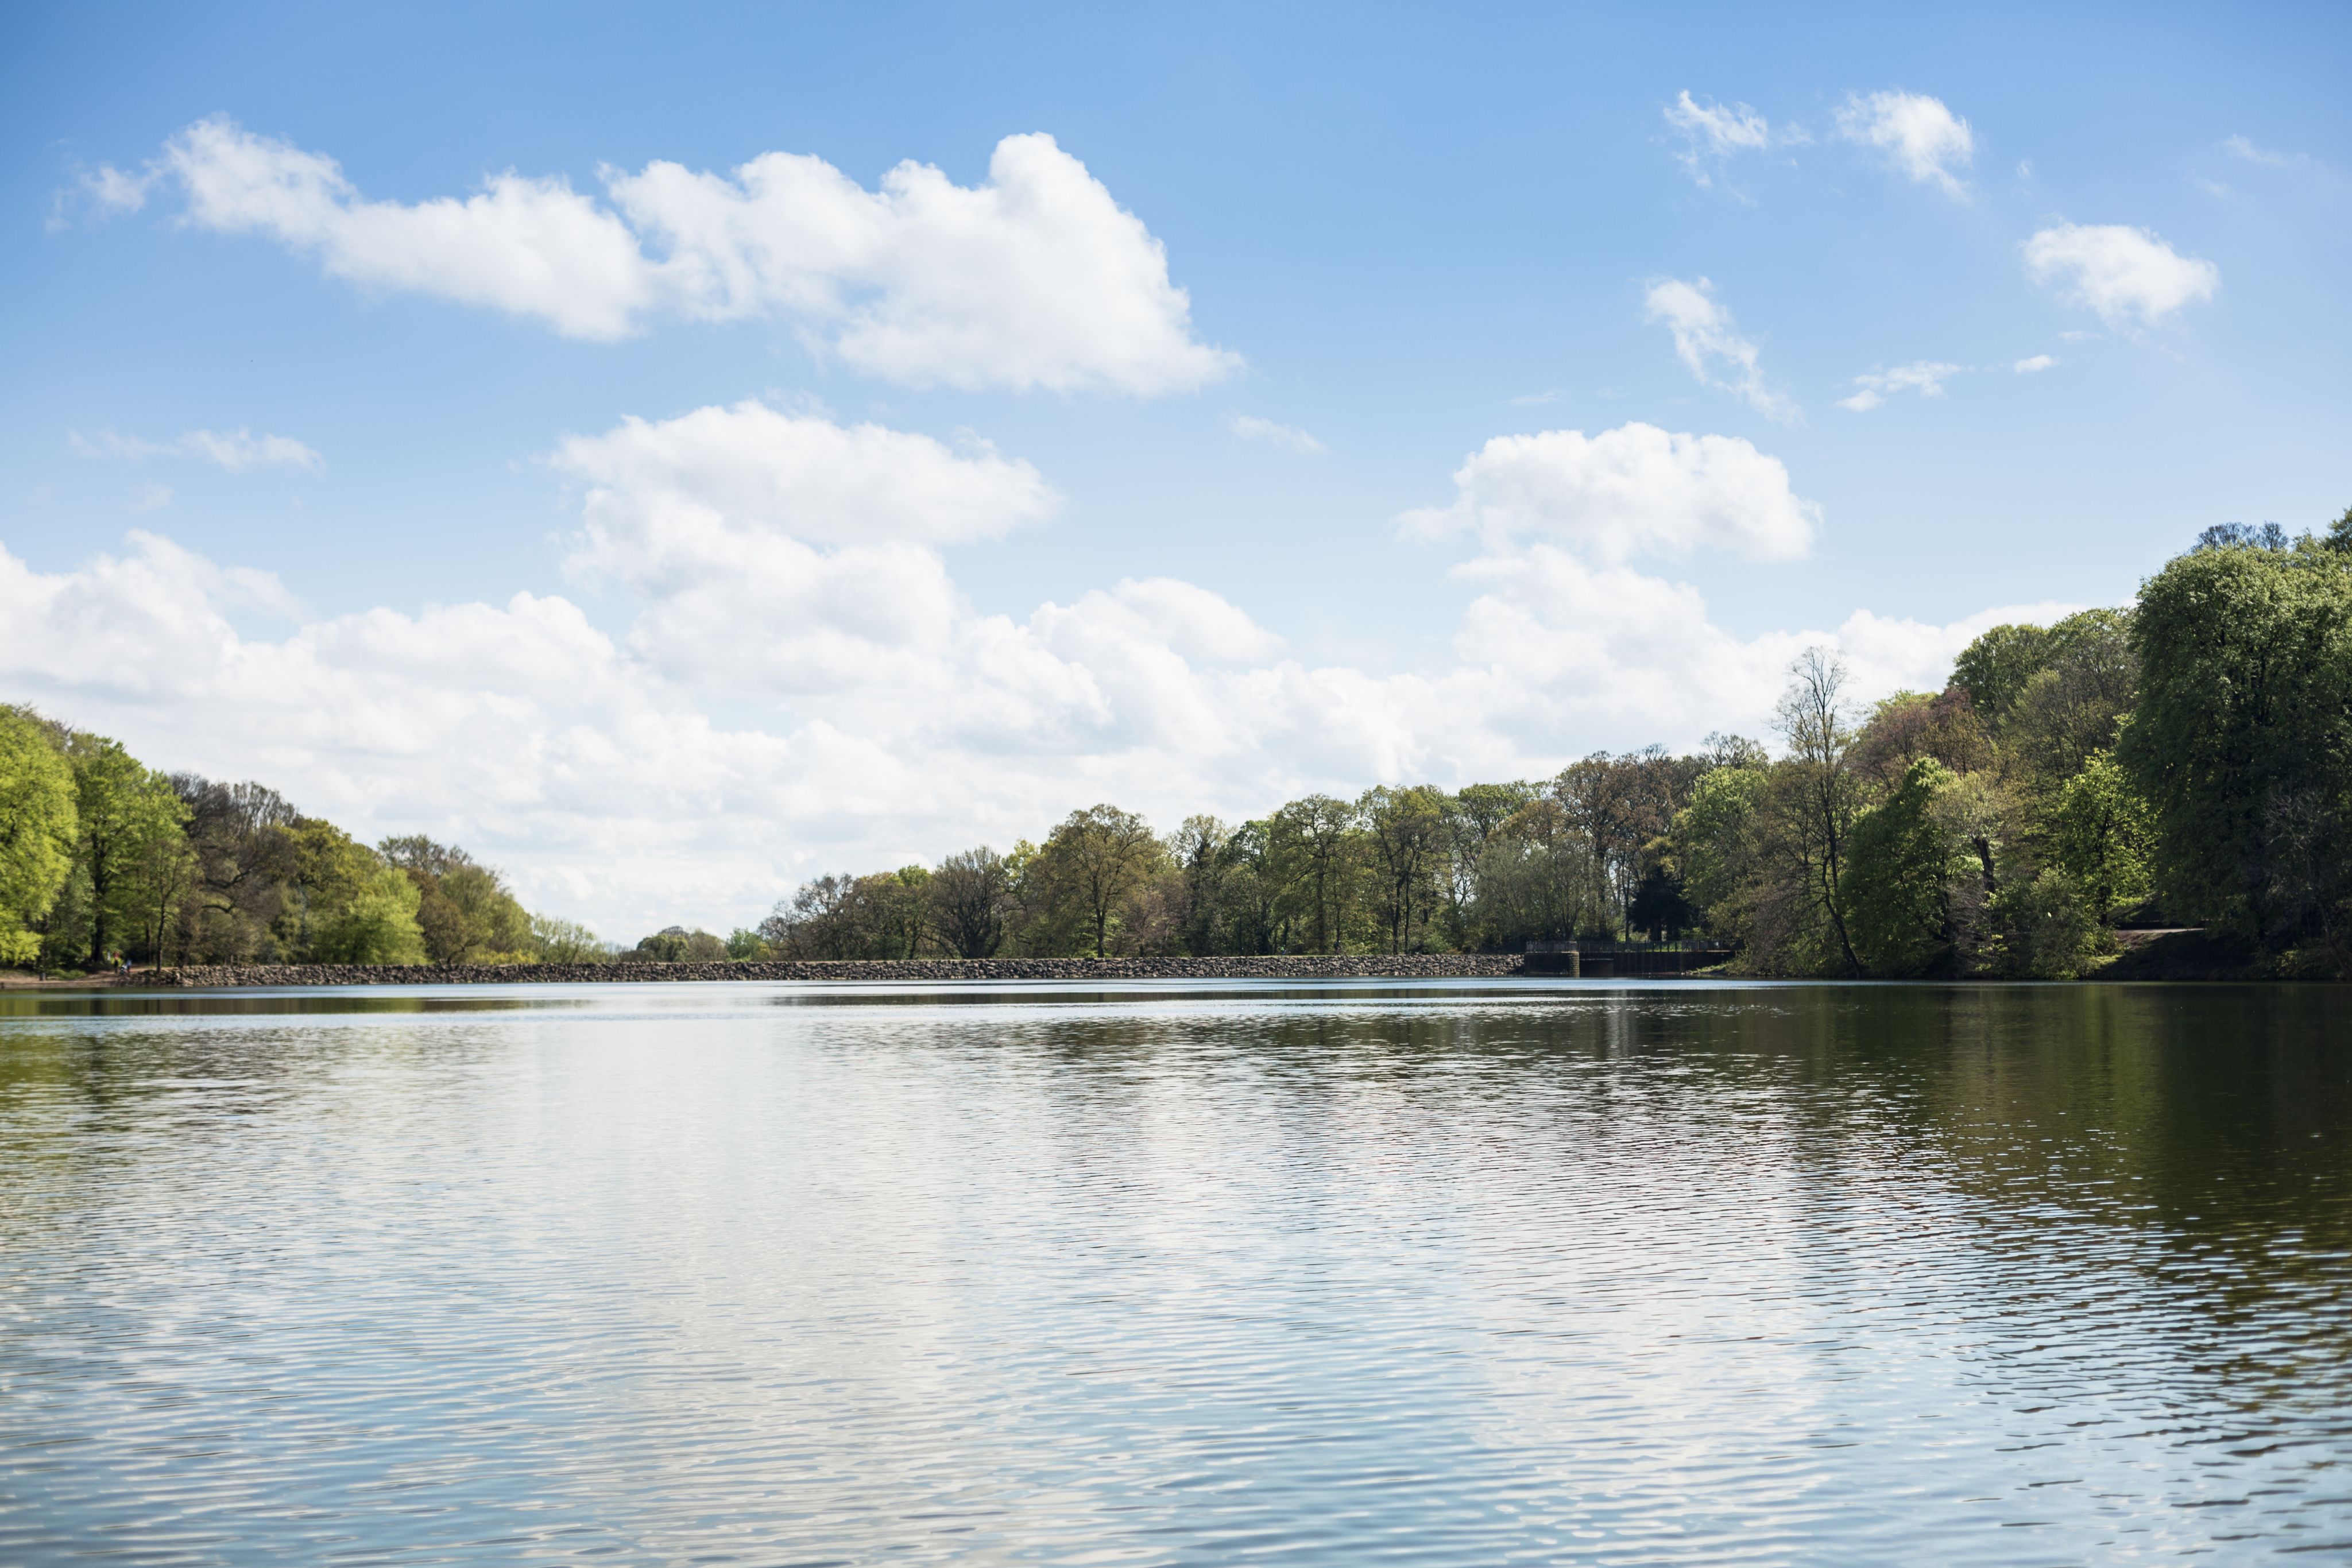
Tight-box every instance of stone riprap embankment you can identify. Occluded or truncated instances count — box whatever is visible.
[151,954,1529,988]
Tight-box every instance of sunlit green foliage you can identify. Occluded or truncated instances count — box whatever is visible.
[533,915,609,963]
[0,708,589,973]
[2052,750,2154,920]
[380,836,535,963]
[14,508,2344,979]
[61,734,188,969]
[0,708,75,965]
[1990,869,2105,979]
[1839,760,1974,976]
[2118,539,2352,947]
[312,864,430,964]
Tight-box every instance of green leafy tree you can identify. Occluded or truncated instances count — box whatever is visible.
[533,916,610,962]
[380,837,535,963]
[1359,785,1450,952]
[283,818,385,958]
[173,777,301,962]
[1471,799,1603,948]
[1441,783,1539,944]
[67,734,189,968]
[1267,795,1362,953]
[2052,750,2154,920]
[1839,760,1975,977]
[1556,749,1681,937]
[631,928,693,962]
[0,708,76,965]
[1212,821,1284,954]
[1673,764,1767,942]
[1990,869,2104,979]
[1847,688,1994,796]
[1162,818,1231,956]
[1763,649,1866,974]
[928,846,1013,957]
[760,874,862,958]
[1951,623,2056,731]
[1033,804,1166,957]
[2117,540,2352,940]
[2005,610,2139,784]
[313,864,429,963]
[626,927,726,962]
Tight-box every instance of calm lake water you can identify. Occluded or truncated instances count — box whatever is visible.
[2,979,2349,1565]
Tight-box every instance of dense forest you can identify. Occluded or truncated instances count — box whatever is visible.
[3,520,2346,979]
[0,708,605,975]
[753,518,2352,980]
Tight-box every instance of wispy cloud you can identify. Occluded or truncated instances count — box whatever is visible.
[2013,354,2057,374]
[1665,92,1772,187]
[1835,90,1974,198]
[2224,135,2301,169]
[74,427,324,472]
[127,483,173,513]
[1229,415,1326,455]
[1643,277,1798,422]
[1838,361,1964,412]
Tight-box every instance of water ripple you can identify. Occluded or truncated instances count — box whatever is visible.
[0,981,2347,1563]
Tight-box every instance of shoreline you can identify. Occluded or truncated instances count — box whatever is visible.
[0,933,2304,989]
[72,954,1536,989]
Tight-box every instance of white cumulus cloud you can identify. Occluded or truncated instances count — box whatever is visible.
[1643,277,1797,421]
[2014,354,2057,373]
[1,418,2068,939]
[549,401,1060,692]
[1835,90,1974,197]
[552,400,1056,554]
[160,117,657,339]
[1398,421,1819,563]
[612,132,1238,393]
[1838,361,1965,412]
[1229,415,1325,454]
[114,118,1235,393]
[2023,222,2219,326]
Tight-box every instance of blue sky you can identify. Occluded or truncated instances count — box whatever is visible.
[3,2,2346,936]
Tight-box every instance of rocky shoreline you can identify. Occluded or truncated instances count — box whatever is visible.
[140,954,1533,988]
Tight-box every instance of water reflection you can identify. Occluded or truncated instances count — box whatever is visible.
[1,980,2347,1564]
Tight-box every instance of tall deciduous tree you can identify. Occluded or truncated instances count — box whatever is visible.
[1767,648,1865,975]
[1360,785,1450,953]
[1036,805,1165,957]
[381,836,535,962]
[2119,540,2352,941]
[929,846,1013,958]
[0,708,76,966]
[1839,759,1974,977]
[173,776,302,962]
[67,735,188,968]
[1166,816,1231,957]
[314,864,429,964]
[1268,795,1361,953]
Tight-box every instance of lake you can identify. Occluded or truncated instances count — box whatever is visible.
[1,979,2348,1565]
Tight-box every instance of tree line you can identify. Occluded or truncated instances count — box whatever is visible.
[0,708,608,974]
[7,516,2345,979]
[757,514,2352,980]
